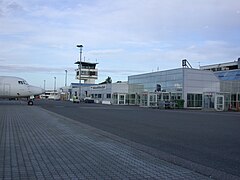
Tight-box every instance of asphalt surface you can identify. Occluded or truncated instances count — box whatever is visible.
[36,99,240,178]
[0,100,211,179]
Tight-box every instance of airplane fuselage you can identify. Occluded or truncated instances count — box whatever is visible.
[0,76,45,98]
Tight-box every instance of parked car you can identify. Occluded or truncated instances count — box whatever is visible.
[84,97,94,103]
[72,96,80,103]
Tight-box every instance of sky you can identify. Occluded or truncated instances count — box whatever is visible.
[0,0,240,89]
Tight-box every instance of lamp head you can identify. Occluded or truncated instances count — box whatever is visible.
[76,45,83,48]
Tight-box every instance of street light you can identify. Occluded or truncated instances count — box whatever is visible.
[54,77,56,93]
[65,70,68,87]
[43,80,46,90]
[76,44,83,100]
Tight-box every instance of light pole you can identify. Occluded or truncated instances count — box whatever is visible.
[54,77,56,93]
[76,44,83,100]
[44,80,46,90]
[65,70,68,87]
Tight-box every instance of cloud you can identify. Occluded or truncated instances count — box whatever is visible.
[100,68,143,74]
[0,1,25,17]
[87,49,124,55]
[151,40,240,68]
[2,0,240,46]
[0,63,143,79]
[0,0,240,87]
[0,64,74,73]
[7,2,23,11]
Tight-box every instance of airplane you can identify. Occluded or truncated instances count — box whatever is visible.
[0,76,45,105]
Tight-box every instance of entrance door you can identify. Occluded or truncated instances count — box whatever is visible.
[215,95,224,111]
[118,94,125,105]
[4,84,10,96]
[148,94,157,107]
[204,94,214,109]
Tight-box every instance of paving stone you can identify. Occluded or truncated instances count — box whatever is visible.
[0,104,211,180]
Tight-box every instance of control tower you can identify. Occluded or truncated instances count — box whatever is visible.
[75,61,98,84]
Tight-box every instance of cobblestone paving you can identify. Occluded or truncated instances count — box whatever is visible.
[0,104,210,179]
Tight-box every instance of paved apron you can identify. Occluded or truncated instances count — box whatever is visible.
[0,105,210,179]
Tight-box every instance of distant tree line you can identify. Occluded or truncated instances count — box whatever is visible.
[99,76,112,84]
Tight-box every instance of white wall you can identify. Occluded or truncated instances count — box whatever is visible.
[77,82,128,103]
[111,82,128,93]
[183,68,220,107]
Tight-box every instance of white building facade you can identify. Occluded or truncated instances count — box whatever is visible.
[128,68,222,109]
[65,59,240,111]
[69,82,129,105]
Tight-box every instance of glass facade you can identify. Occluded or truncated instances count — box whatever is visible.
[187,94,202,107]
[214,69,240,110]
[183,68,220,93]
[128,68,225,109]
[128,68,184,107]
[128,68,183,93]
[215,70,240,81]
[214,69,240,93]
[219,81,240,94]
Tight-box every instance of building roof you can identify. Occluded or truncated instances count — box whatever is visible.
[74,61,98,70]
[74,61,98,65]
[214,69,240,81]
[70,83,96,88]
[200,59,240,71]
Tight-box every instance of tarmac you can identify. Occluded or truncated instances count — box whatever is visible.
[0,102,214,179]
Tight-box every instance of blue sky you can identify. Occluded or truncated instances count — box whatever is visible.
[0,0,240,89]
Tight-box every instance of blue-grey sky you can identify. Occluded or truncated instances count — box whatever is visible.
[0,0,240,89]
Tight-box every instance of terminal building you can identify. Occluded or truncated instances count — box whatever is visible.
[201,59,240,110]
[128,67,221,109]
[66,58,240,111]
[70,82,129,104]
[128,59,240,111]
